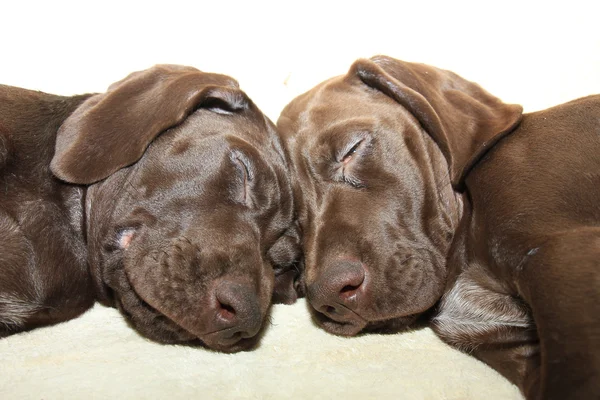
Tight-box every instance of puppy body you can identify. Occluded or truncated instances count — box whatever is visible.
[0,87,93,331]
[1,66,301,352]
[435,96,600,397]
[278,57,599,398]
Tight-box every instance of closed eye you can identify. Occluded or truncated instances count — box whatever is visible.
[231,151,253,207]
[338,136,369,188]
[340,139,364,164]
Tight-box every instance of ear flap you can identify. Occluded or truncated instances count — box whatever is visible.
[51,64,249,184]
[352,56,523,190]
[268,223,305,305]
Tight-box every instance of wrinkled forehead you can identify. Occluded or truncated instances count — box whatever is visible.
[129,111,257,186]
[281,75,395,146]
[154,105,274,151]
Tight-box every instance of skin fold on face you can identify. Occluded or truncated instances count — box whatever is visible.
[277,73,459,336]
[0,65,303,351]
[88,101,299,352]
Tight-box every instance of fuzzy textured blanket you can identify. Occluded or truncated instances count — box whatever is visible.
[0,300,522,399]
[3,2,598,399]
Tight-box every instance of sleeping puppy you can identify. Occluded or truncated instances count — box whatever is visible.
[277,56,599,398]
[0,65,302,352]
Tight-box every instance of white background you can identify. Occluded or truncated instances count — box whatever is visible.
[2,0,599,121]
[2,2,598,398]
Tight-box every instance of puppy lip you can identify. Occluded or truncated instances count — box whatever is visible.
[312,306,367,336]
[114,292,199,343]
[200,329,259,352]
[206,332,243,348]
[120,263,208,344]
[319,317,366,336]
[213,336,259,353]
[123,254,268,352]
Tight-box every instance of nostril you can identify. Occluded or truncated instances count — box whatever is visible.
[212,280,263,341]
[340,284,360,299]
[217,301,236,321]
[308,260,366,314]
[338,268,365,301]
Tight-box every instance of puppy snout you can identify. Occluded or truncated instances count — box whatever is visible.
[212,281,263,341]
[308,260,366,319]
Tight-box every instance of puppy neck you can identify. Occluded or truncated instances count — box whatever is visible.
[429,137,464,238]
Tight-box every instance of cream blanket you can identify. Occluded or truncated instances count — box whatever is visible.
[2,3,597,398]
[1,300,522,399]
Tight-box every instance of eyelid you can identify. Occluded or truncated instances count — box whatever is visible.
[337,133,370,162]
[335,133,371,189]
[230,150,254,207]
[231,150,254,181]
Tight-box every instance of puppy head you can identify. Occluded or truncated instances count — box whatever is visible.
[51,65,301,352]
[277,56,521,335]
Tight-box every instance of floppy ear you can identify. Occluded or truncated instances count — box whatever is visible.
[268,222,305,305]
[51,64,249,184]
[352,56,523,190]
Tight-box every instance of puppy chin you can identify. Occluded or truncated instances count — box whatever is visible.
[116,294,265,353]
[362,314,421,334]
[120,305,258,352]
[115,298,195,343]
[312,306,421,336]
[200,334,261,353]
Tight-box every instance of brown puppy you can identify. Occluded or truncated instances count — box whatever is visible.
[0,65,302,352]
[277,56,599,398]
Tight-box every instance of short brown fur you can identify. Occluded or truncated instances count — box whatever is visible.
[278,56,599,398]
[1,65,302,352]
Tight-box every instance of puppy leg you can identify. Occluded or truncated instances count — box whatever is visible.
[0,210,94,335]
[469,335,541,397]
[433,273,540,394]
[0,133,10,170]
[516,227,600,400]
[0,212,42,336]
[268,224,304,304]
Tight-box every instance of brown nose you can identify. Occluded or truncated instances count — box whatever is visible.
[207,280,263,347]
[307,260,366,322]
